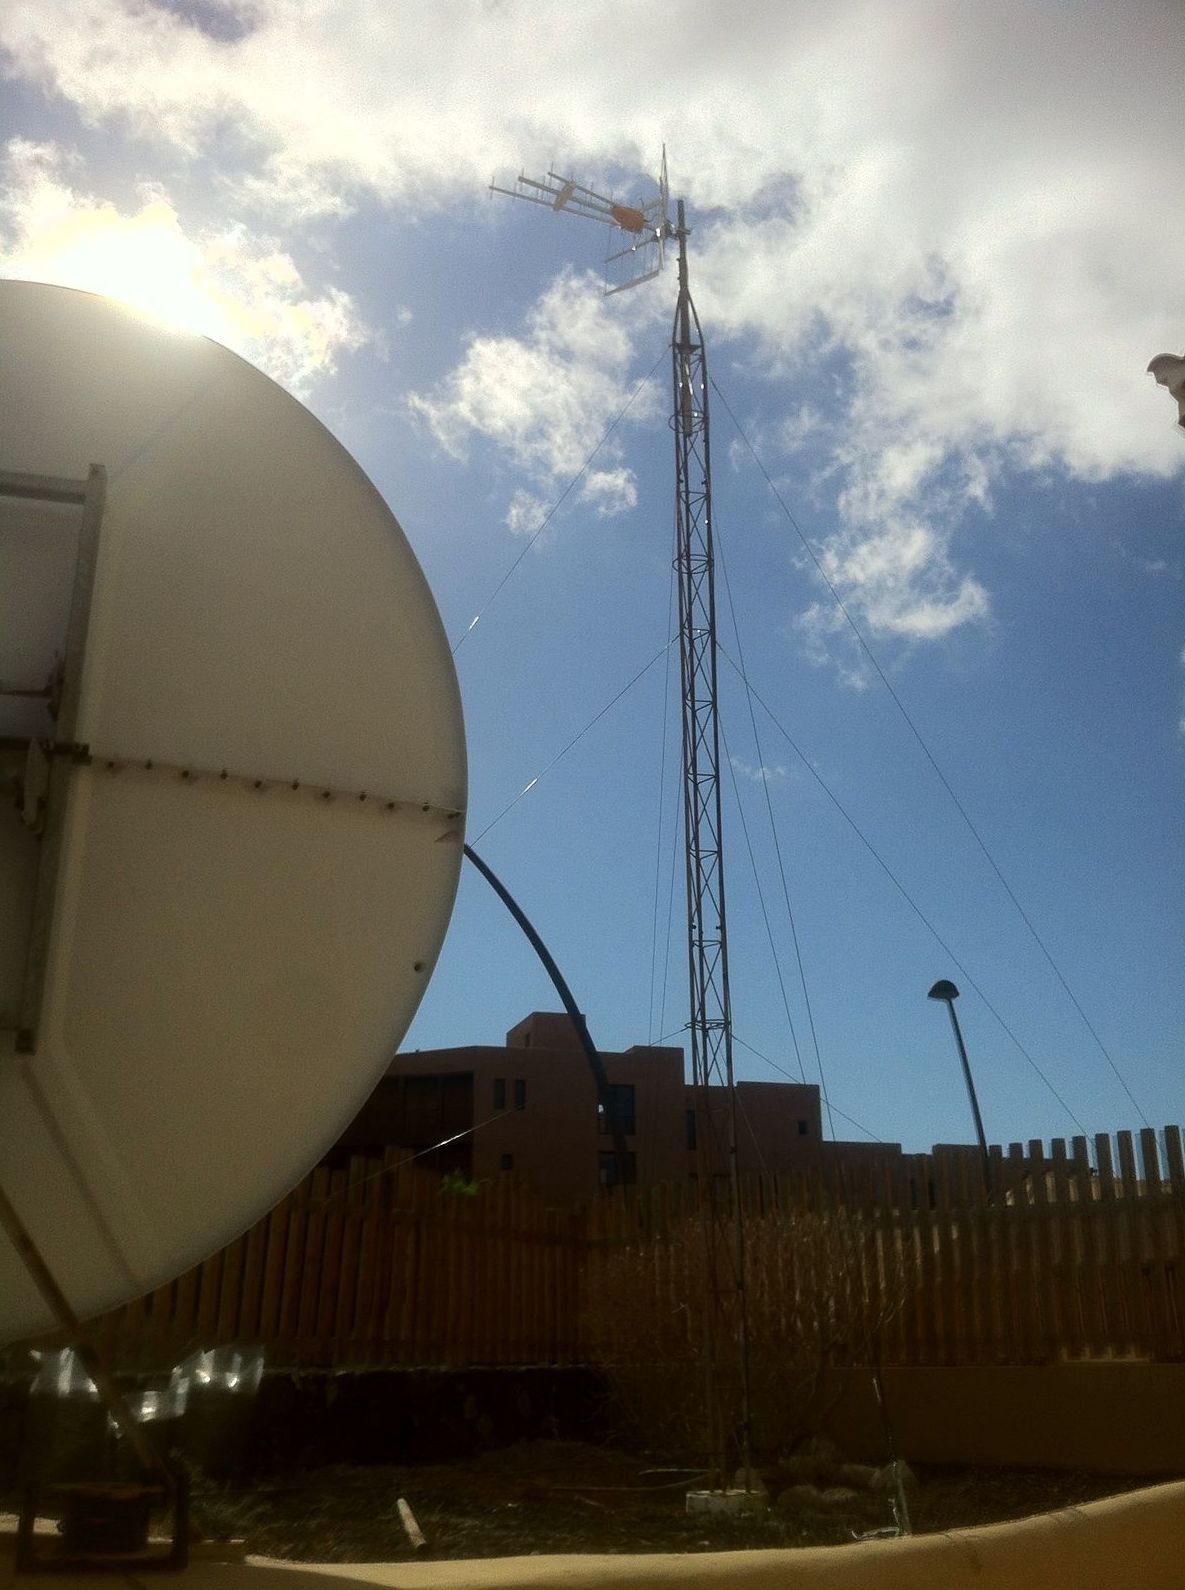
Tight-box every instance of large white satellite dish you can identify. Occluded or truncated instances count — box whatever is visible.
[0,281,466,1343]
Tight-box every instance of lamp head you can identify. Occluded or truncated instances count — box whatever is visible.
[928,979,960,1002]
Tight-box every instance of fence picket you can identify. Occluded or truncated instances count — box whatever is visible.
[351,1160,385,1362]
[1071,1137,1103,1353]
[237,1216,268,1346]
[314,1168,348,1352]
[1007,1143,1037,1361]
[966,1158,994,1364]
[1115,1131,1149,1352]
[171,1261,199,1361]
[1049,1140,1082,1359]
[1139,1129,1172,1357]
[1092,1134,1122,1353]
[1027,1139,1054,1361]
[1163,1128,1185,1348]
[933,1156,956,1364]
[333,1169,364,1358]
[1165,1126,1185,1194]
[193,1249,223,1350]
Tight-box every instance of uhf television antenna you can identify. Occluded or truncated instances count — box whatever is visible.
[491,149,670,295]
[492,151,753,1487]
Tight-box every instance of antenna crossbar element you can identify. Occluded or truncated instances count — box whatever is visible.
[490,172,638,228]
[489,150,670,296]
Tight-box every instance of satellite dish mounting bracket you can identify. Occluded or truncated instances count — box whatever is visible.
[1,464,105,1053]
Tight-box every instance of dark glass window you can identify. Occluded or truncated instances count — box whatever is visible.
[686,1108,697,1150]
[513,1078,527,1110]
[381,1073,474,1177]
[493,1077,506,1110]
[797,1118,809,1136]
[597,1082,636,1136]
[500,1152,513,1172]
[598,1150,637,1187]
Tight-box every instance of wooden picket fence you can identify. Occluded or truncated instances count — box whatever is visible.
[83,1151,586,1371]
[585,1126,1185,1370]
[80,1127,1185,1372]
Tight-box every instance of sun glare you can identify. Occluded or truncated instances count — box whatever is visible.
[10,195,246,343]
[2,156,363,390]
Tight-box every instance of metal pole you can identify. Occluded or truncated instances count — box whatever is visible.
[928,980,990,1187]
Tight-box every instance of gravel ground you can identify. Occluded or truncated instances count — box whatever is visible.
[181,1441,1172,1562]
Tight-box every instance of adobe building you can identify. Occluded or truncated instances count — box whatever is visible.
[330,1011,917,1205]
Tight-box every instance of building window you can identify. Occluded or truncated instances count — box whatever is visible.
[513,1078,527,1110]
[797,1118,809,1136]
[597,1082,636,1136]
[500,1152,514,1172]
[686,1109,697,1151]
[493,1077,506,1110]
[598,1150,636,1188]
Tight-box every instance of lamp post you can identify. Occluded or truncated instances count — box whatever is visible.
[927,980,991,1187]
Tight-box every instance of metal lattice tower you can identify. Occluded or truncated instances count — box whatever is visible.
[491,158,752,1484]
[671,199,752,1482]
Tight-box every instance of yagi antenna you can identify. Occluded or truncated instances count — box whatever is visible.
[490,147,670,295]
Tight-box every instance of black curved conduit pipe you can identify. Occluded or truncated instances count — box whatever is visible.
[463,844,631,1186]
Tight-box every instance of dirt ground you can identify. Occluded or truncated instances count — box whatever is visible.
[187,1441,1170,1561]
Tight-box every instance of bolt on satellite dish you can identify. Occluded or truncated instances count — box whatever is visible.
[0,280,467,1348]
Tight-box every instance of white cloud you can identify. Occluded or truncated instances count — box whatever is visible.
[0,138,367,392]
[407,267,661,517]
[730,756,791,785]
[582,467,638,517]
[504,488,546,538]
[813,518,990,641]
[6,0,1183,642]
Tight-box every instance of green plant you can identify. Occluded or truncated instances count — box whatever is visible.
[439,1170,482,1199]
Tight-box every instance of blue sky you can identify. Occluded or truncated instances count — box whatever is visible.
[2,0,1181,1155]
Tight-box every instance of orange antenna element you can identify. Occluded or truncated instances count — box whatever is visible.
[490,148,671,295]
[609,204,647,233]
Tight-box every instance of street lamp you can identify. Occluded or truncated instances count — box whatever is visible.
[927,980,991,1187]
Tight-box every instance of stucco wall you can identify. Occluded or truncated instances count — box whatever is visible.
[817,1362,1185,1474]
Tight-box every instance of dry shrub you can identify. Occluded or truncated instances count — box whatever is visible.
[584,1199,911,1461]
